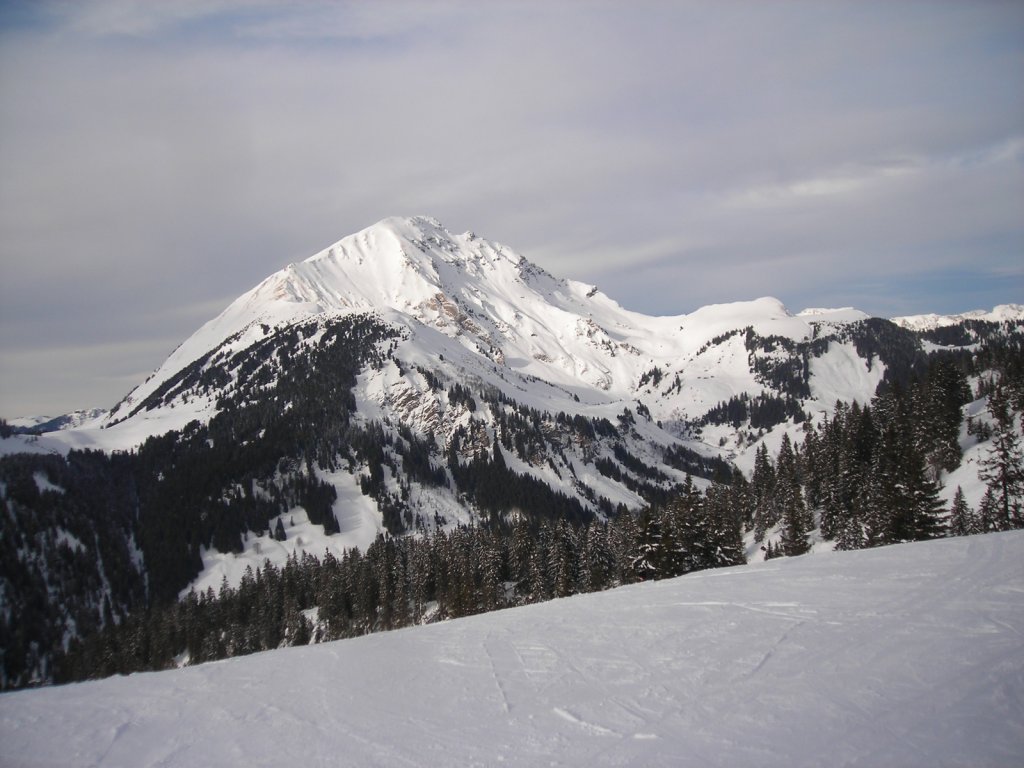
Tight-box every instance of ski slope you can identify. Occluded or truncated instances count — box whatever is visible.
[3,532,1023,767]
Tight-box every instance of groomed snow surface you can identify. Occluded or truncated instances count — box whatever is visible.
[3,532,1023,767]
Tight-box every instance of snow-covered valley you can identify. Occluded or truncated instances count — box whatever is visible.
[3,531,1022,767]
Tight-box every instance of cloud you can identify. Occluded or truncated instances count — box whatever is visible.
[0,1,1022,415]
[722,162,918,210]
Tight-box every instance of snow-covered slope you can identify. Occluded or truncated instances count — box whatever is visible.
[3,531,1022,768]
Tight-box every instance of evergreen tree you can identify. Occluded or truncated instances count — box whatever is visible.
[751,443,776,541]
[548,520,579,598]
[659,475,702,576]
[479,531,505,610]
[607,508,639,586]
[580,522,613,593]
[799,421,826,512]
[700,483,746,568]
[632,507,663,581]
[977,486,1001,533]
[903,448,947,541]
[509,517,535,595]
[864,385,946,543]
[913,359,969,480]
[776,434,811,556]
[948,486,976,537]
[978,383,1024,529]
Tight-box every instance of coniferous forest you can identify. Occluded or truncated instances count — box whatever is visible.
[2,317,1022,689]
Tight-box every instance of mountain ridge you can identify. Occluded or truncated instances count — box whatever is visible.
[6,216,1021,438]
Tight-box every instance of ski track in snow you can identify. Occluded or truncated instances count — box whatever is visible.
[3,531,1024,767]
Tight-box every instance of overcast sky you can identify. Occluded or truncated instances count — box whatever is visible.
[1,1,1022,417]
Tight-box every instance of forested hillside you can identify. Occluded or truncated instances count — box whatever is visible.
[3,312,1021,688]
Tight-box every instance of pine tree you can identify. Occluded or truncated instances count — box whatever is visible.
[509,517,535,596]
[948,486,976,537]
[913,359,969,480]
[864,385,946,544]
[800,420,826,511]
[479,532,505,609]
[977,486,1001,533]
[661,475,702,576]
[528,524,553,600]
[978,383,1024,529]
[906,457,946,541]
[727,467,754,529]
[751,443,776,541]
[548,520,579,598]
[776,434,810,556]
[608,507,639,586]
[632,507,663,581]
[580,522,613,593]
[700,483,746,568]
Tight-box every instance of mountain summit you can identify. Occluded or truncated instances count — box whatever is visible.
[104,216,845,439]
[24,215,1021,471]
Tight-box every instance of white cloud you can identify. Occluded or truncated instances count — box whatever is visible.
[0,1,1022,415]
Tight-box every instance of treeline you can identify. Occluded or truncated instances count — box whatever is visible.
[56,476,746,683]
[700,392,808,431]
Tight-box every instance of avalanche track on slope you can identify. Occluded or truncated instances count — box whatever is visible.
[3,531,1022,768]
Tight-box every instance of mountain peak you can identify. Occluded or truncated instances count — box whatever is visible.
[95,217,899,437]
[350,215,448,248]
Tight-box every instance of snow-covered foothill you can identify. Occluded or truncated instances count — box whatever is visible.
[892,304,1024,331]
[2,531,1022,767]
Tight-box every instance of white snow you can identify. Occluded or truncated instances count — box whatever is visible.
[0,433,60,457]
[32,471,64,495]
[3,531,1022,767]
[797,307,870,324]
[807,342,886,411]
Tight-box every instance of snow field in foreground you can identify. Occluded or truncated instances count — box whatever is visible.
[2,531,1023,768]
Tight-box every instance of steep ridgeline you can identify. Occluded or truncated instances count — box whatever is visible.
[1,216,1022,688]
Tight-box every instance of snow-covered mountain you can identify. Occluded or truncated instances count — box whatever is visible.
[31,215,917,457]
[28,216,1019,460]
[4,530,1022,768]
[5,216,1021,589]
[96,215,845,441]
[2,215,1021,692]
[892,303,1024,331]
[7,408,106,434]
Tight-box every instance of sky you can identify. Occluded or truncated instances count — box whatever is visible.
[1,0,1022,417]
